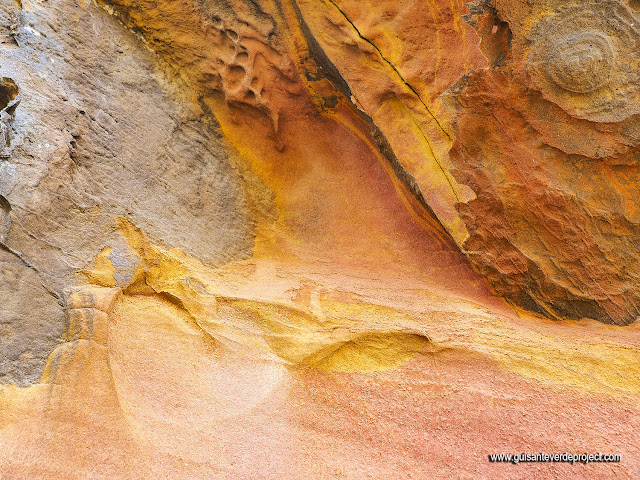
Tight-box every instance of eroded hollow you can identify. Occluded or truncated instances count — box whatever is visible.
[0,77,20,114]
[0,194,10,241]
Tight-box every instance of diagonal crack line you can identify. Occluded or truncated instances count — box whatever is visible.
[0,241,56,281]
[326,0,451,141]
[410,109,460,202]
[284,0,457,241]
[1,241,34,268]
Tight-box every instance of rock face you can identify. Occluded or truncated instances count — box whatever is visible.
[0,0,270,385]
[0,0,639,478]
[447,0,640,324]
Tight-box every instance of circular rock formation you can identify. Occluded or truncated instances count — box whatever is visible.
[528,1,640,122]
[547,32,613,94]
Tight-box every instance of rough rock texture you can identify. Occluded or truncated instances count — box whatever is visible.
[447,0,640,324]
[0,0,639,478]
[0,0,272,385]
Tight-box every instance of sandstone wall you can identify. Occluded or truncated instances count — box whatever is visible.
[0,0,638,478]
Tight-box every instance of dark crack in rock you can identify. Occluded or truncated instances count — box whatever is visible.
[0,76,20,156]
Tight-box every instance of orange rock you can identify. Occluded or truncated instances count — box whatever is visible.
[447,0,640,324]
